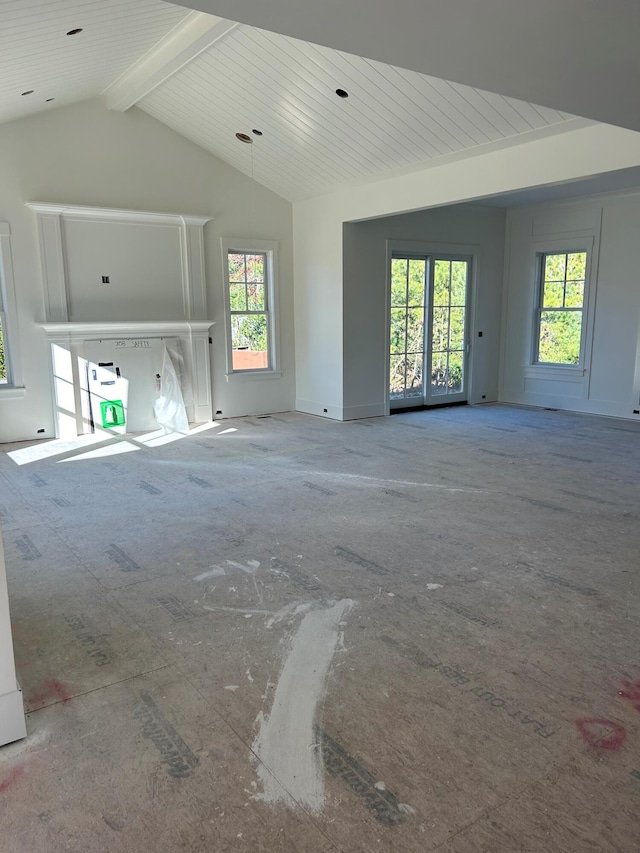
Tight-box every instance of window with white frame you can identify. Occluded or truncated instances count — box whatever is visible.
[222,240,278,374]
[534,250,588,366]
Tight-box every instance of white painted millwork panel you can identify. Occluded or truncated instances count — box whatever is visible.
[0,0,189,125]
[26,203,211,323]
[34,213,69,322]
[139,24,577,201]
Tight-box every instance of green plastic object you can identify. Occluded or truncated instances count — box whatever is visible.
[100,400,125,428]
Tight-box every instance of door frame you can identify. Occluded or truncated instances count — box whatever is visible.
[385,238,480,416]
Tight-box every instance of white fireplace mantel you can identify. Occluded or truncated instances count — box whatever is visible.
[39,320,214,438]
[39,320,213,343]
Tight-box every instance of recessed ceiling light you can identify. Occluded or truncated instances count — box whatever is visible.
[335,88,349,99]
[252,129,263,136]
[235,132,253,144]
[21,90,34,96]
[66,28,83,36]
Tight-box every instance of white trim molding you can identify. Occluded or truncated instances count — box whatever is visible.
[0,223,23,388]
[26,202,210,228]
[38,320,213,343]
[528,234,598,402]
[26,203,211,323]
[220,237,281,379]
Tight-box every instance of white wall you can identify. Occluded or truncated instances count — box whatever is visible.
[342,205,506,418]
[501,189,640,420]
[293,123,640,420]
[63,218,185,322]
[0,99,294,442]
[293,200,344,418]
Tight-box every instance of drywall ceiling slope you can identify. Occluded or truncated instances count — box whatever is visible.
[169,0,640,133]
[137,24,581,202]
[0,0,189,125]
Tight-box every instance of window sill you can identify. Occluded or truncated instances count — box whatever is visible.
[225,370,283,382]
[0,385,26,398]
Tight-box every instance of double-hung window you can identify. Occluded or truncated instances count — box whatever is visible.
[534,250,588,366]
[221,239,278,375]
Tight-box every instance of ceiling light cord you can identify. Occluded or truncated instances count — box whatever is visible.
[250,141,256,251]
[235,130,258,249]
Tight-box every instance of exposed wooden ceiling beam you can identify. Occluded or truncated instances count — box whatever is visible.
[103,10,237,112]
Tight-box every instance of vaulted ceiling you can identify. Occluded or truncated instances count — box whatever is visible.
[135,23,582,202]
[0,0,635,203]
[169,0,640,134]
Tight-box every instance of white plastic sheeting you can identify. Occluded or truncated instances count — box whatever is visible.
[153,345,189,434]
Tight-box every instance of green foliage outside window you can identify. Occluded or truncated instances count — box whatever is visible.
[390,257,467,399]
[390,259,425,398]
[431,261,466,395]
[537,252,586,365]
[228,252,269,368]
[231,315,268,351]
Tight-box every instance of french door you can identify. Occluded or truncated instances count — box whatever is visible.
[389,253,470,409]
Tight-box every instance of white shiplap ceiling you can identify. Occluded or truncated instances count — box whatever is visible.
[138,23,582,202]
[0,1,585,202]
[0,0,189,124]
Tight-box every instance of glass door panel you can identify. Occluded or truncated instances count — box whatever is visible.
[389,253,470,409]
[428,259,468,403]
[389,257,426,407]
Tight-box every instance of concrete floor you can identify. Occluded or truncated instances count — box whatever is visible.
[0,403,639,852]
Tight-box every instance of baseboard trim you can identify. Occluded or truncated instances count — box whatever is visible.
[341,403,386,420]
[295,399,343,420]
[295,399,387,421]
[499,392,640,421]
